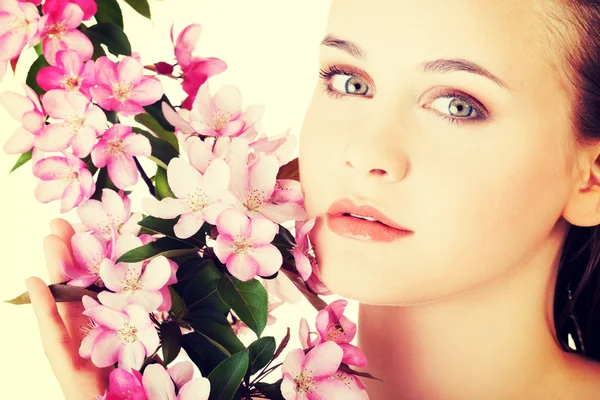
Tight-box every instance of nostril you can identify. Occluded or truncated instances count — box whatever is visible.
[369,168,387,176]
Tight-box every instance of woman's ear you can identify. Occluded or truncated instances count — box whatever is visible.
[563,151,600,227]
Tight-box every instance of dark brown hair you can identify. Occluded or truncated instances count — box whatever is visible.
[545,0,600,360]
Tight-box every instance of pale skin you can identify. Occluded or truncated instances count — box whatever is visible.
[298,0,600,398]
[26,1,600,400]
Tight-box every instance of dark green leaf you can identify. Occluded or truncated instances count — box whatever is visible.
[9,150,33,174]
[95,0,124,28]
[80,154,98,177]
[155,166,176,200]
[186,312,245,355]
[122,0,151,19]
[208,350,249,400]
[132,127,178,170]
[26,54,50,96]
[168,286,186,318]
[134,113,179,152]
[91,41,107,60]
[176,257,213,285]
[102,109,119,124]
[217,276,268,337]
[183,260,230,314]
[247,337,276,377]
[143,96,175,133]
[273,225,296,249]
[116,237,196,263]
[181,331,229,377]
[254,379,285,400]
[160,320,182,366]
[4,283,98,305]
[91,168,119,200]
[82,23,131,56]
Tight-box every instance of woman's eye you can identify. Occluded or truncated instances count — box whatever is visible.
[426,91,488,125]
[330,74,370,96]
[318,64,372,98]
[430,96,476,118]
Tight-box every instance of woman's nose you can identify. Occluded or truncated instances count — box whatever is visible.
[341,138,409,184]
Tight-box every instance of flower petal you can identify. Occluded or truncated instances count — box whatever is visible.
[108,153,138,189]
[225,253,258,282]
[142,364,176,400]
[216,208,250,237]
[250,244,282,278]
[118,341,145,372]
[173,212,205,239]
[3,126,34,154]
[139,256,171,290]
[90,330,121,367]
[123,133,151,157]
[303,341,343,379]
[177,377,211,400]
[128,76,163,106]
[248,217,277,244]
[166,157,203,199]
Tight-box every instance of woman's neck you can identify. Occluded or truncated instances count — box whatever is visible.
[355,232,570,399]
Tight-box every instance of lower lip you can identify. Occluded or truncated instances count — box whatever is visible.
[326,214,413,242]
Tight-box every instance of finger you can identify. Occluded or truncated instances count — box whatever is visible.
[49,218,76,257]
[43,234,74,285]
[25,276,78,382]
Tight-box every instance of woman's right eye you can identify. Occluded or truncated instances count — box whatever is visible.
[318,64,373,99]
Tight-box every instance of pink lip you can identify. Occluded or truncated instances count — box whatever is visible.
[326,198,413,242]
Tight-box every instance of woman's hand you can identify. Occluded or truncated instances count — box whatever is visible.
[25,218,112,400]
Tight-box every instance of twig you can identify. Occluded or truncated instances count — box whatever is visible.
[133,156,156,197]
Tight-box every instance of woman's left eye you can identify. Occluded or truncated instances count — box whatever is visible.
[426,90,489,126]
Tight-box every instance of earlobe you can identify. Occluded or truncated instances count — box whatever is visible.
[563,156,600,227]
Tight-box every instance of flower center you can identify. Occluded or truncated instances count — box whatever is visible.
[63,75,82,91]
[212,110,232,131]
[293,372,316,394]
[60,167,80,182]
[112,82,133,101]
[10,16,31,34]
[123,269,143,294]
[233,236,254,255]
[118,321,139,344]
[244,188,268,211]
[46,23,67,40]
[186,189,208,212]
[67,115,86,132]
[108,139,125,156]
[80,318,98,337]
[325,322,347,342]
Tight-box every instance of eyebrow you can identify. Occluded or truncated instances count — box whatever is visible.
[320,34,510,90]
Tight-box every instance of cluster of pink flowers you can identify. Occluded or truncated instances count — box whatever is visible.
[2,1,372,397]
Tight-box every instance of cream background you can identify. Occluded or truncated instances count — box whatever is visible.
[0,1,359,398]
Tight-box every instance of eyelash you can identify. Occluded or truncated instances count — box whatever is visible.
[318,64,489,126]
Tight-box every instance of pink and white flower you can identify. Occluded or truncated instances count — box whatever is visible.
[0,0,41,67]
[141,157,232,239]
[90,56,163,116]
[77,188,142,243]
[249,128,297,167]
[227,154,306,224]
[42,0,97,21]
[293,218,316,281]
[90,124,152,190]
[37,49,95,98]
[0,84,45,154]
[99,254,171,313]
[214,208,282,281]
[281,341,369,400]
[39,2,93,66]
[61,231,111,287]
[79,295,160,373]
[38,89,106,156]
[32,152,95,213]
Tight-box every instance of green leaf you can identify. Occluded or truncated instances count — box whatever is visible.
[91,40,107,61]
[132,128,178,170]
[116,237,196,263]
[102,109,119,124]
[186,312,245,355]
[160,320,182,366]
[254,379,285,400]
[95,0,124,28]
[26,54,50,96]
[181,331,229,377]
[217,276,268,337]
[9,150,33,174]
[208,349,249,400]
[134,113,179,152]
[34,42,43,56]
[247,337,276,377]
[82,23,131,56]
[4,283,98,305]
[122,0,151,19]
[168,286,186,318]
[155,166,176,200]
[183,260,230,314]
[143,96,175,133]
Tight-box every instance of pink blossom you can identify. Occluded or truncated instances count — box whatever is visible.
[39,2,93,66]
[99,254,171,313]
[293,218,316,281]
[0,84,45,154]
[281,341,369,400]
[37,49,95,98]
[0,0,41,63]
[18,0,42,5]
[91,124,152,190]
[315,300,367,368]
[77,188,142,243]
[38,89,106,156]
[60,231,111,287]
[141,157,232,239]
[170,23,227,109]
[262,272,303,305]
[42,0,97,21]
[249,128,297,167]
[32,152,95,213]
[214,208,282,281]
[90,56,163,116]
[79,295,160,373]
[156,258,179,312]
[227,154,306,224]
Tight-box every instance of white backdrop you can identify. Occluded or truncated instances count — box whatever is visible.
[0,1,361,398]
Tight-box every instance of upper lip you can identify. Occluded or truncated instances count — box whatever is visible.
[326,198,412,232]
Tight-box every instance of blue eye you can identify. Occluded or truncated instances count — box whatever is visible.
[318,64,490,126]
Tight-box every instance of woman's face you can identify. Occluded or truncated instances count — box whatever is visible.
[298,0,580,305]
